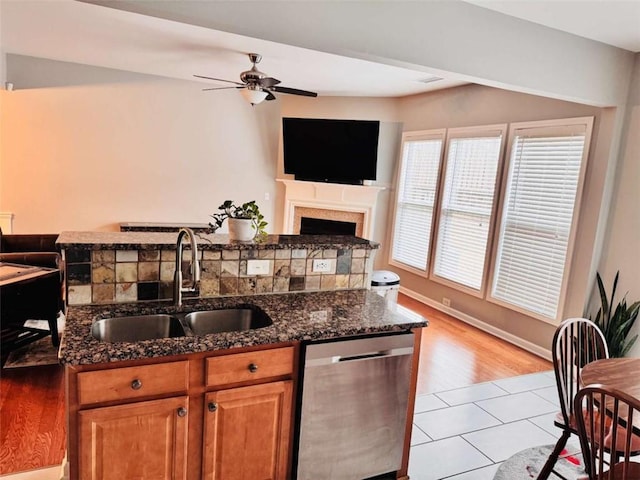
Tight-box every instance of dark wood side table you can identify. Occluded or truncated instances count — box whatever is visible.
[0,262,60,350]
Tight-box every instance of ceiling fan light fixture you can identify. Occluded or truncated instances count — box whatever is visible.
[196,53,316,103]
[241,87,268,105]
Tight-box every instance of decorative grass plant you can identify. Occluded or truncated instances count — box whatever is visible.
[590,271,640,358]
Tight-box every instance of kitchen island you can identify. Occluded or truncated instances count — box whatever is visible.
[59,289,425,365]
[59,232,427,480]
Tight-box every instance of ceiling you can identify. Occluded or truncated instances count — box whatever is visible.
[467,0,640,53]
[1,0,465,97]
[2,1,638,98]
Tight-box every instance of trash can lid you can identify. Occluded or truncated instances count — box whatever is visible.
[371,270,400,286]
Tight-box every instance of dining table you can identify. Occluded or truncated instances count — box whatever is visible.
[580,358,640,431]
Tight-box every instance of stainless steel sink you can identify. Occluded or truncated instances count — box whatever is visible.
[184,307,273,335]
[92,314,186,343]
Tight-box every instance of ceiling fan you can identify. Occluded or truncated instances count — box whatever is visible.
[194,53,318,105]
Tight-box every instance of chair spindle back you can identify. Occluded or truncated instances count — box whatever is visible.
[553,318,609,428]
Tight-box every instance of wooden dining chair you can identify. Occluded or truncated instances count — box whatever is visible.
[537,318,609,480]
[574,384,640,480]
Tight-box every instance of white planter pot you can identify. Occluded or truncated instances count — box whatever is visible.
[228,218,255,241]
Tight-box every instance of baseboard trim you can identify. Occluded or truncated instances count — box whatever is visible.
[399,286,552,362]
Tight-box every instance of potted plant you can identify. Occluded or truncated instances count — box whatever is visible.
[590,271,640,358]
[209,200,268,241]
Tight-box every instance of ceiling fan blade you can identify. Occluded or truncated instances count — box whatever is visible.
[272,86,318,97]
[265,91,276,101]
[193,74,245,86]
[258,77,281,88]
[202,86,245,91]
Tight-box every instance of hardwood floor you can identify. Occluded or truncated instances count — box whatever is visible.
[0,365,66,475]
[0,293,551,474]
[400,293,552,395]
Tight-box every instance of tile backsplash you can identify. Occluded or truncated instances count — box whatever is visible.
[65,246,375,305]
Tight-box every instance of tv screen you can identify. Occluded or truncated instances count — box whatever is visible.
[282,118,380,185]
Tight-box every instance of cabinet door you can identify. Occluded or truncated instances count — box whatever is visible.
[78,396,188,480]
[203,381,292,480]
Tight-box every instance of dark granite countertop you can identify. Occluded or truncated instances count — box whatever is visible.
[56,232,379,251]
[120,222,214,233]
[60,290,427,366]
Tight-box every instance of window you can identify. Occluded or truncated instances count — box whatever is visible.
[390,130,445,272]
[432,126,506,293]
[490,118,593,321]
[389,117,593,323]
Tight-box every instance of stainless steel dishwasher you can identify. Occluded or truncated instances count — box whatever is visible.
[296,333,414,480]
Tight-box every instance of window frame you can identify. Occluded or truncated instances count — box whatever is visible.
[388,129,446,278]
[428,124,508,298]
[486,116,594,324]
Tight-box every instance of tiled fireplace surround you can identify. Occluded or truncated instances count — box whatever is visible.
[65,181,385,306]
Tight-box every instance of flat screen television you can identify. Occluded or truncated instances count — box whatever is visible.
[282,117,380,185]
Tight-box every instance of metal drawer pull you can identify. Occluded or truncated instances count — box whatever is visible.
[177,407,187,417]
[248,363,259,373]
[131,379,143,390]
[208,402,218,413]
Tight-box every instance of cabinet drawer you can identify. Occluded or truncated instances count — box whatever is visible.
[77,361,189,406]
[206,347,294,388]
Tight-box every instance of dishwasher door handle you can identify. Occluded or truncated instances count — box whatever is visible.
[305,346,413,367]
[337,352,388,362]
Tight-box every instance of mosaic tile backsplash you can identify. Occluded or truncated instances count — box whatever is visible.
[65,245,376,305]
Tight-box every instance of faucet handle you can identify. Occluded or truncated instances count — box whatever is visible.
[192,260,200,283]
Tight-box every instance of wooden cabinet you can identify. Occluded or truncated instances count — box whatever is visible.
[77,360,189,405]
[67,344,297,480]
[78,396,188,480]
[202,347,294,479]
[202,381,293,480]
[205,347,294,387]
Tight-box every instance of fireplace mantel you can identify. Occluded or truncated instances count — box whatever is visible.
[277,179,385,239]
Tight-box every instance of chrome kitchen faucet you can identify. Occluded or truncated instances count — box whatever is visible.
[174,227,200,306]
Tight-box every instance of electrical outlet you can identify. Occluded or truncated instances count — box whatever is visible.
[442,297,451,307]
[247,259,271,275]
[312,259,331,273]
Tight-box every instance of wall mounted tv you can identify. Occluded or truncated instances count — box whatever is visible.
[282,117,380,185]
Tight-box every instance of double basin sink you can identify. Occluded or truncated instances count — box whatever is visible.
[91,306,273,343]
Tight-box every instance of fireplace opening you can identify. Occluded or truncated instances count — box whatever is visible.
[300,217,357,236]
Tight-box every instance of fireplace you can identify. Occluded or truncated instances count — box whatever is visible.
[277,179,385,239]
[300,217,357,236]
[294,207,365,237]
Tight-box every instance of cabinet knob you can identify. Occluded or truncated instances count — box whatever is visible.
[248,363,259,373]
[177,407,187,417]
[131,379,142,390]
[208,402,218,413]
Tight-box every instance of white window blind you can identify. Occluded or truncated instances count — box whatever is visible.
[433,133,503,290]
[391,134,444,271]
[491,122,590,320]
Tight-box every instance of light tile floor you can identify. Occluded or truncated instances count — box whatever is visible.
[409,370,570,479]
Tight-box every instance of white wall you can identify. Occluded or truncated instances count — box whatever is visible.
[0,79,282,233]
[597,53,640,357]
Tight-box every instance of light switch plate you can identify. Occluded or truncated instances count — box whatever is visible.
[312,259,331,273]
[247,259,271,275]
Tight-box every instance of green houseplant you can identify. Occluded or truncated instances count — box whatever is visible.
[590,271,640,358]
[209,200,267,241]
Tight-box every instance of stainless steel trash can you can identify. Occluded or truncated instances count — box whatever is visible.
[371,270,400,305]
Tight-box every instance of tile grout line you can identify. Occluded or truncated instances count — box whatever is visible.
[409,371,564,479]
